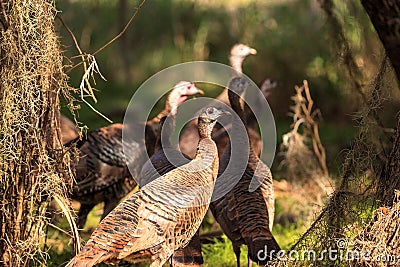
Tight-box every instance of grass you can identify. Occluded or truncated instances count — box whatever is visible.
[202,235,250,267]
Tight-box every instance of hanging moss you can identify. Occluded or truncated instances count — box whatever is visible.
[0,1,78,266]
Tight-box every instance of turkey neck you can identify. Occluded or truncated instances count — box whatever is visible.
[196,116,219,181]
[229,55,244,74]
[154,115,175,153]
[197,117,214,140]
[216,55,245,105]
[228,88,259,165]
[147,108,171,126]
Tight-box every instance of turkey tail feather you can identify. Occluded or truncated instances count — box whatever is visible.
[247,237,281,265]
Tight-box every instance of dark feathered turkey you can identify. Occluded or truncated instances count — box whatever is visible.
[212,78,277,160]
[244,78,277,131]
[210,77,279,266]
[140,115,203,266]
[179,44,258,159]
[68,82,203,229]
[139,116,190,187]
[66,106,227,267]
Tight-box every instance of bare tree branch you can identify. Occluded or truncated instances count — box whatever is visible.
[65,0,147,74]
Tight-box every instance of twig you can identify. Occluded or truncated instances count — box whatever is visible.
[57,16,84,61]
[58,16,112,123]
[66,0,147,74]
[292,118,305,133]
[53,195,81,255]
[302,81,328,175]
[57,15,95,102]
[290,81,328,175]
[79,58,113,123]
[47,223,74,238]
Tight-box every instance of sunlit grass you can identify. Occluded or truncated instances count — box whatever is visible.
[203,235,260,267]
[274,222,307,250]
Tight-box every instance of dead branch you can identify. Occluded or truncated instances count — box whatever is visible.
[288,80,328,176]
[58,16,112,123]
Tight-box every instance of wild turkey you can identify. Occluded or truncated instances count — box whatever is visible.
[60,114,79,143]
[229,43,257,73]
[139,116,190,187]
[69,81,203,229]
[215,43,257,104]
[210,77,279,266]
[66,106,228,267]
[140,115,203,266]
[211,78,277,158]
[179,44,257,159]
[245,78,277,131]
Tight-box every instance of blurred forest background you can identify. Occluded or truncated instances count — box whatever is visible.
[47,0,400,265]
[58,0,399,173]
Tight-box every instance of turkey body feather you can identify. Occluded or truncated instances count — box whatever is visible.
[67,107,226,267]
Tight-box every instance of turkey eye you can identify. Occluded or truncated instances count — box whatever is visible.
[207,108,214,114]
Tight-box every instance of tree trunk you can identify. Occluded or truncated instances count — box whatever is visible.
[0,0,75,266]
[377,116,400,205]
[361,0,400,84]
[361,0,400,205]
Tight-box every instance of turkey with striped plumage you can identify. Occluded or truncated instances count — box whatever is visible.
[140,115,203,266]
[68,82,203,229]
[210,77,279,266]
[66,106,228,267]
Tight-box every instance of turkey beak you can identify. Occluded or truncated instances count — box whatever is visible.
[185,83,204,96]
[197,89,205,95]
[220,110,231,117]
[249,48,257,55]
[192,83,204,95]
